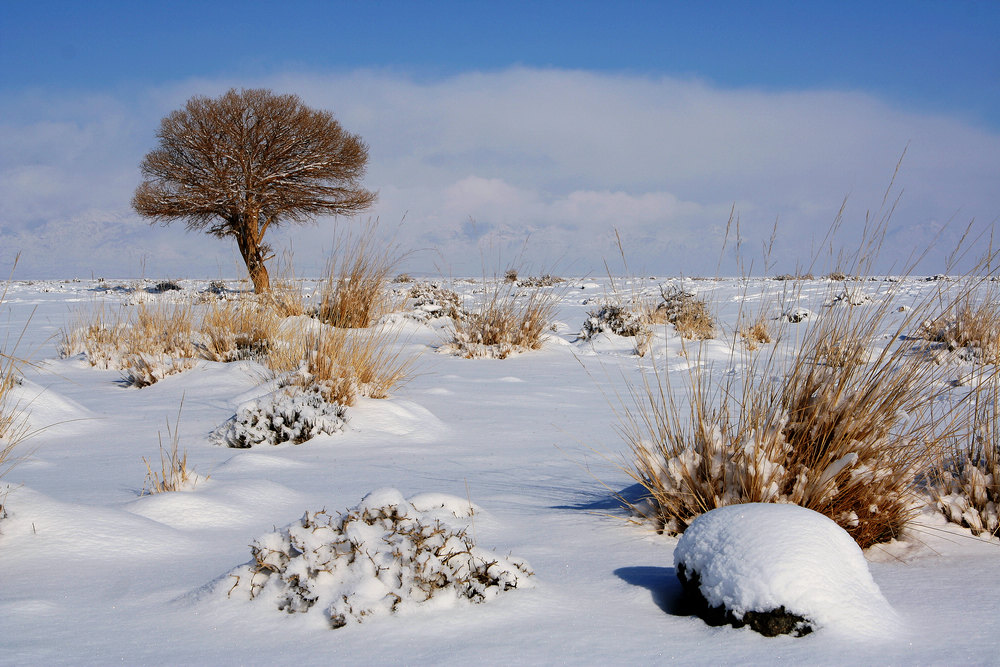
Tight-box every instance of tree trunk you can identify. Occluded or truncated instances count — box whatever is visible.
[234,216,270,293]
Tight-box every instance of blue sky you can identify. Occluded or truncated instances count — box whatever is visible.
[1,1,998,277]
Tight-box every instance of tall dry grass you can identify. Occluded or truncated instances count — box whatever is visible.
[448,279,557,359]
[620,169,997,548]
[929,379,1000,536]
[920,292,1000,364]
[1,262,31,513]
[142,401,203,494]
[276,325,416,406]
[315,221,404,328]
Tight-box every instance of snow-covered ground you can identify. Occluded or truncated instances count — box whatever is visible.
[1,275,999,665]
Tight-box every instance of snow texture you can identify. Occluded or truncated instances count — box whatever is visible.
[674,503,902,638]
[224,488,532,628]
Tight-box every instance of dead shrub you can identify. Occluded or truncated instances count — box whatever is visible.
[406,283,465,320]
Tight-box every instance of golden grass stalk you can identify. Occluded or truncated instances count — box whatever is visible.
[281,324,417,406]
[142,401,203,494]
[621,213,996,548]
[1,257,32,497]
[315,221,404,328]
[198,298,279,363]
[623,297,957,548]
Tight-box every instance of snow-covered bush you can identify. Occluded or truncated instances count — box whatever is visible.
[652,285,716,340]
[517,274,565,288]
[580,303,649,340]
[929,384,1000,536]
[216,386,348,448]
[675,504,901,637]
[406,283,465,320]
[224,489,533,628]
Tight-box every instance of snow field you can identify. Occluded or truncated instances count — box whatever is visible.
[0,275,998,664]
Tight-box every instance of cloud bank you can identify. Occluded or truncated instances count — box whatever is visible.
[2,68,997,279]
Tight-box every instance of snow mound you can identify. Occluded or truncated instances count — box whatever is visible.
[674,503,901,638]
[223,488,533,628]
[214,386,348,448]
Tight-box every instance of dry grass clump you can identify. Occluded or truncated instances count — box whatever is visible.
[142,402,204,494]
[278,326,416,406]
[447,281,557,359]
[919,295,1000,364]
[314,223,403,328]
[651,285,716,340]
[928,381,1000,536]
[624,283,958,549]
[61,301,199,387]
[1,275,30,502]
[738,315,774,350]
[198,298,280,363]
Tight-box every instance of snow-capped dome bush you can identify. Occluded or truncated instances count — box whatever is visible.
[674,503,901,637]
[215,386,347,448]
[223,489,533,628]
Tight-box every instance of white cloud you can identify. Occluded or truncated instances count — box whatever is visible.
[1,68,997,279]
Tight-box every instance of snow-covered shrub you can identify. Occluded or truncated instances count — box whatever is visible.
[580,303,649,340]
[652,285,716,340]
[224,489,533,628]
[406,283,465,320]
[517,274,565,288]
[928,384,1000,536]
[216,386,348,448]
[675,504,901,637]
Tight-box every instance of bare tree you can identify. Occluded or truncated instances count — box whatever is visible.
[132,88,376,293]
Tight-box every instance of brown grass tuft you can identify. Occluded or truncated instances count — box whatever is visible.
[142,401,204,494]
[920,294,1000,364]
[651,285,716,340]
[447,280,557,359]
[281,325,416,406]
[928,379,1000,536]
[315,222,404,328]
[738,315,774,350]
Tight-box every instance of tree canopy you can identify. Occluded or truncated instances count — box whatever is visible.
[132,88,376,292]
